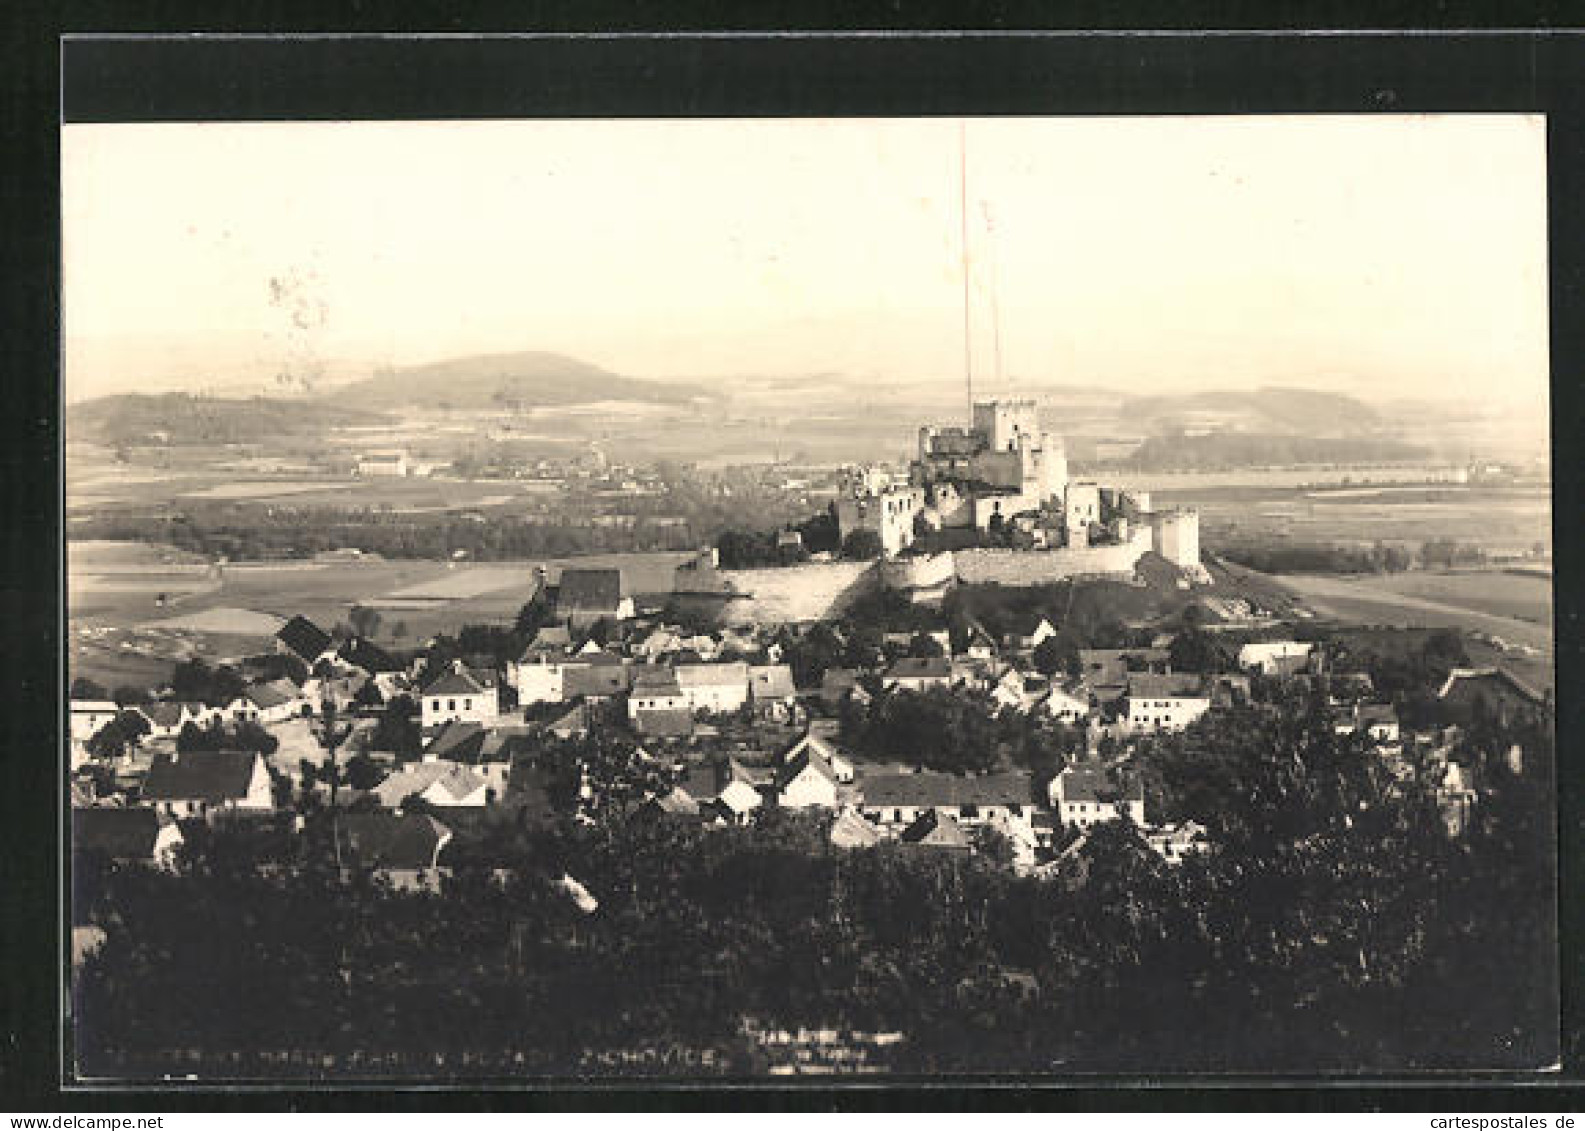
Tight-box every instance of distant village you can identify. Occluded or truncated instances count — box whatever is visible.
[69,398,1548,912]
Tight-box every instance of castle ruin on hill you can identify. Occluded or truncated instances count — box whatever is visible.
[835,397,1201,572]
[673,396,1204,626]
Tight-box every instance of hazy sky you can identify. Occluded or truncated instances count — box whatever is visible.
[62,115,1549,408]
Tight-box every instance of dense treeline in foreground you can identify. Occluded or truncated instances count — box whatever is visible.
[72,690,1554,1079]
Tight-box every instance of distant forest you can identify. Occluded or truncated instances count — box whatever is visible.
[1113,431,1431,473]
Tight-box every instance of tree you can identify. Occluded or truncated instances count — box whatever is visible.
[232,720,280,757]
[342,752,385,792]
[70,676,109,700]
[368,694,421,758]
[1168,627,1225,674]
[841,528,884,561]
[1032,636,1079,679]
[514,598,552,639]
[349,606,382,639]
[907,632,945,659]
[85,711,151,761]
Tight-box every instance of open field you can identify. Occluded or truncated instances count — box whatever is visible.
[143,607,288,635]
[1271,571,1554,659]
[67,541,697,691]
[1162,483,1551,558]
[1362,569,1553,627]
[178,481,350,501]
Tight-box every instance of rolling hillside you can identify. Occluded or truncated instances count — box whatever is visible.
[67,393,383,447]
[329,351,714,411]
[1121,386,1383,436]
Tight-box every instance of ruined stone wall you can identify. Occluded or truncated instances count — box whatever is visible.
[878,552,956,605]
[953,528,1155,586]
[675,560,881,626]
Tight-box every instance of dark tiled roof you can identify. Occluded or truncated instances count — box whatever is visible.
[885,657,952,680]
[277,615,331,662]
[72,807,168,858]
[338,636,401,674]
[777,744,838,790]
[556,568,624,613]
[861,770,1032,809]
[1080,648,1170,686]
[631,668,684,696]
[563,664,630,700]
[1125,673,1207,700]
[138,701,196,728]
[143,750,263,803]
[899,809,972,849]
[1056,765,1143,804]
[422,720,489,763]
[422,667,492,697]
[337,812,450,870]
[633,708,696,739]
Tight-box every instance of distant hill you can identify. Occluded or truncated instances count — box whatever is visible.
[1122,386,1382,436]
[67,393,383,447]
[329,351,713,411]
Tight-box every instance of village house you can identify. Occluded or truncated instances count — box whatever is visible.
[631,707,697,742]
[1356,702,1401,744]
[675,661,751,714]
[860,770,1035,838]
[898,809,974,851]
[748,664,799,723]
[1079,647,1172,707]
[1001,615,1058,656]
[72,806,185,870]
[130,700,207,741]
[1124,673,1211,732]
[990,669,1049,714]
[544,701,593,741]
[371,760,498,809]
[1050,764,1146,829]
[959,619,999,661]
[70,699,121,746]
[678,758,764,824]
[1145,820,1209,864]
[561,660,633,704]
[419,662,501,731]
[638,785,702,822]
[774,739,843,809]
[818,667,870,712]
[828,806,884,849]
[235,677,309,725]
[628,668,690,717]
[508,625,578,704]
[781,730,855,785]
[882,656,953,693]
[335,811,452,891]
[553,568,634,631]
[141,749,274,819]
[1041,680,1092,724]
[1437,666,1546,723]
[1237,640,1316,678]
[275,615,334,667]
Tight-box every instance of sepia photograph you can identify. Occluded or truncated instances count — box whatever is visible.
[62,105,1557,1082]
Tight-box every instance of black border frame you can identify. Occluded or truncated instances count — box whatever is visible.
[5,22,1581,1111]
